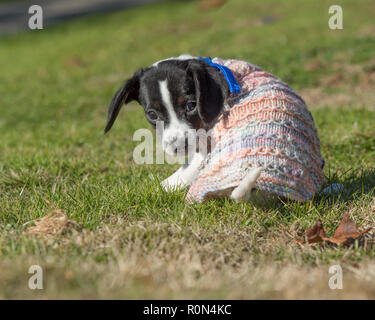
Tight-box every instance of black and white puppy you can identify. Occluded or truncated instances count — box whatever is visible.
[105,54,245,193]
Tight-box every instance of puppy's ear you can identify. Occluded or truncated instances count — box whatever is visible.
[187,61,228,125]
[104,69,144,133]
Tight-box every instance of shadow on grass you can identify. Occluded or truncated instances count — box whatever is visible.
[316,167,375,205]
[197,168,375,215]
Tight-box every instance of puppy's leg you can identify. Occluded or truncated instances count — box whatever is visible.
[161,153,204,191]
[230,167,262,202]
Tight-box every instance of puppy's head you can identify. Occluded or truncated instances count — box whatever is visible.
[104,55,229,156]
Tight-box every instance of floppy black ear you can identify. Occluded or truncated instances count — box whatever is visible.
[104,69,143,133]
[187,61,228,125]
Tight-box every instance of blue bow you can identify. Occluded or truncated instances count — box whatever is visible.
[198,56,241,94]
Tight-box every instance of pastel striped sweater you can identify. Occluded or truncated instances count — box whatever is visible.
[186,58,325,203]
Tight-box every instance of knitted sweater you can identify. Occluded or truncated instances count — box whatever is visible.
[186,57,325,203]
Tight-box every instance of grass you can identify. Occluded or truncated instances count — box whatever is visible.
[0,0,375,299]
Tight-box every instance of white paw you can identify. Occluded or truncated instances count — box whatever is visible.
[231,167,262,202]
[161,175,186,192]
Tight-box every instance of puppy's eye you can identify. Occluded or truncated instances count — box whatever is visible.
[186,101,196,113]
[147,110,158,121]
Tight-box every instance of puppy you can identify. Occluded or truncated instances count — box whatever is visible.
[104,54,236,192]
[105,55,325,203]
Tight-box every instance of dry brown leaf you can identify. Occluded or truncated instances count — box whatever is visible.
[323,212,372,245]
[298,213,372,246]
[198,0,226,11]
[305,219,327,243]
[304,60,324,71]
[24,209,78,238]
[63,56,86,68]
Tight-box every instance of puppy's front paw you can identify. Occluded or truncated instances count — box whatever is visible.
[161,175,186,192]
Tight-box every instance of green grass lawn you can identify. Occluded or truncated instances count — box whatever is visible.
[1,0,375,299]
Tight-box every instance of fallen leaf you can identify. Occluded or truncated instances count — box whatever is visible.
[323,212,372,245]
[297,212,372,246]
[63,56,86,68]
[198,0,226,11]
[305,60,324,71]
[305,219,326,243]
[24,209,78,238]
